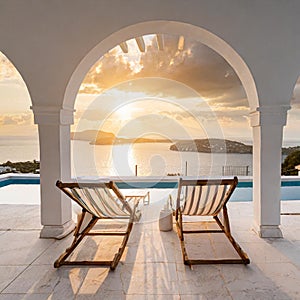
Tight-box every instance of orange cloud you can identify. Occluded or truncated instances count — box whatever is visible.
[0,53,22,81]
[80,35,246,106]
[0,113,33,126]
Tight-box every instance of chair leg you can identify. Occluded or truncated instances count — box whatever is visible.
[179,239,190,266]
[110,220,133,270]
[110,204,138,270]
[143,191,150,205]
[54,215,98,268]
[175,211,190,265]
[222,206,231,234]
[54,215,135,270]
[214,215,250,264]
[176,211,184,241]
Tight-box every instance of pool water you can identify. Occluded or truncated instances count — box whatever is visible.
[0,176,299,204]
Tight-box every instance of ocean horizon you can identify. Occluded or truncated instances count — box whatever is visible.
[0,137,299,177]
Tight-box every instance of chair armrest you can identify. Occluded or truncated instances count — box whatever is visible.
[125,195,142,207]
[124,195,142,222]
[125,191,150,206]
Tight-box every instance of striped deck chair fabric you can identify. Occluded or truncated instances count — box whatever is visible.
[174,176,250,266]
[66,183,134,219]
[54,180,145,270]
[180,180,233,216]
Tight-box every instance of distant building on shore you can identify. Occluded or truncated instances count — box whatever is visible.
[0,166,13,174]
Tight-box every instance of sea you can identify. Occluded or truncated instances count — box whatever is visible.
[1,137,299,178]
[0,137,39,163]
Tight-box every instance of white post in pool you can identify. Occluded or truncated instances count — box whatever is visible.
[295,165,300,176]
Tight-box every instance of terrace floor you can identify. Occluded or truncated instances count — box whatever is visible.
[0,187,299,299]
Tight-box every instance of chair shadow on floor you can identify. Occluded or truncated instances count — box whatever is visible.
[18,210,293,299]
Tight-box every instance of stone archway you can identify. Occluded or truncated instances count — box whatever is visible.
[1,4,298,240]
[63,21,278,235]
[64,20,297,238]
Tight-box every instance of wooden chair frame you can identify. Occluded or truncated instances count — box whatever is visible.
[175,177,250,266]
[54,180,144,271]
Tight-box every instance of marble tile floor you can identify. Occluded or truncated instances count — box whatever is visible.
[0,201,299,300]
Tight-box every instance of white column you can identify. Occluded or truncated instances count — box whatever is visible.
[250,105,290,238]
[32,106,75,239]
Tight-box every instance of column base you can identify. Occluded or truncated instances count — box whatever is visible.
[252,223,283,238]
[40,220,75,239]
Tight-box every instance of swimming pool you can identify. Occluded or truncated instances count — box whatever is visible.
[1,174,299,202]
[0,176,40,188]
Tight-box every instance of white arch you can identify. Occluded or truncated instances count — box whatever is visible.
[63,21,258,111]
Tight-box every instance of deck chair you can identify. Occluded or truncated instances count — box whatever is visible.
[54,180,147,270]
[173,176,250,266]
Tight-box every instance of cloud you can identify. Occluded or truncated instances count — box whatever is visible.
[80,35,246,106]
[0,53,24,82]
[0,77,26,88]
[77,109,108,123]
[137,36,244,100]
[0,113,33,126]
[115,114,203,140]
[80,49,134,94]
[74,82,251,139]
[74,38,299,141]
[159,101,249,123]
[113,77,201,99]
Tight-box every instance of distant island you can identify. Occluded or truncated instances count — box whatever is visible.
[71,130,171,145]
[170,139,252,153]
[170,138,300,155]
[71,130,300,154]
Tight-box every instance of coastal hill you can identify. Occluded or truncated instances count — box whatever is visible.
[170,139,252,153]
[71,131,300,154]
[0,160,40,174]
[71,130,171,145]
[170,139,300,154]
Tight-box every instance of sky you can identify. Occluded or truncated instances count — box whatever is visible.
[0,34,300,143]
